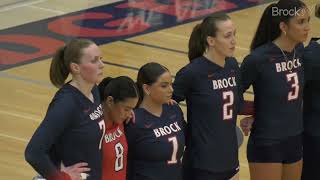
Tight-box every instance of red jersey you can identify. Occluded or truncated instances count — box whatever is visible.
[102,123,128,180]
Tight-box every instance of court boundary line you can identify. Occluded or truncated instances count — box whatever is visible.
[0,0,27,9]
[0,109,41,122]
[121,39,187,54]
[0,133,28,142]
[153,32,250,51]
[0,0,47,12]
[28,5,65,14]
[0,71,53,88]
[121,39,249,65]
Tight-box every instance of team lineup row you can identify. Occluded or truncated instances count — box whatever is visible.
[24,0,320,180]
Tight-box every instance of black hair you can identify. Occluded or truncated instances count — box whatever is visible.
[250,0,307,50]
[98,76,139,103]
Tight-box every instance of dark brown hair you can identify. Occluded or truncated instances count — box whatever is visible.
[136,62,169,107]
[188,13,231,61]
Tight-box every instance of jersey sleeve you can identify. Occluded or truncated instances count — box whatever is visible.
[175,104,187,132]
[224,58,254,116]
[124,119,138,180]
[240,53,260,91]
[124,119,138,153]
[173,66,193,103]
[25,93,76,179]
[304,42,320,81]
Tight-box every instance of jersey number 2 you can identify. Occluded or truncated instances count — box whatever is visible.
[223,91,234,120]
[286,72,299,101]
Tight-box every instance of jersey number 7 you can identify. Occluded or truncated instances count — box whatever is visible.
[167,136,179,164]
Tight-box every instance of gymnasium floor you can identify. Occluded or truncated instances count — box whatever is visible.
[0,0,319,179]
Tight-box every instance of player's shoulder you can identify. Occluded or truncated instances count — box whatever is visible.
[178,56,207,74]
[226,57,240,68]
[164,104,182,115]
[249,44,271,59]
[129,108,151,127]
[52,84,79,105]
[305,40,320,52]
[242,43,273,65]
[91,85,100,98]
[130,105,183,125]
[295,42,305,51]
[163,104,185,125]
[304,40,320,65]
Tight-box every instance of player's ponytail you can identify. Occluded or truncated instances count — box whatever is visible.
[50,46,69,88]
[188,24,205,61]
[250,0,307,50]
[188,13,230,61]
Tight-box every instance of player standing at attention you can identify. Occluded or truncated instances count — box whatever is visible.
[98,76,139,180]
[173,13,245,180]
[25,39,105,180]
[301,2,320,180]
[126,62,186,180]
[240,0,310,179]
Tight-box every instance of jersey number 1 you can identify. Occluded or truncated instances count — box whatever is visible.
[168,136,178,164]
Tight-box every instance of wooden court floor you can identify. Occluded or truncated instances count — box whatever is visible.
[0,0,319,179]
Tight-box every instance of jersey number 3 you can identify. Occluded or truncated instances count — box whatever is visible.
[286,72,299,101]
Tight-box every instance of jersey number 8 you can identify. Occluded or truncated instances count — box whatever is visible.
[114,142,124,171]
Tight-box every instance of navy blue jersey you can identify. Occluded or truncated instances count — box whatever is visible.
[126,104,186,180]
[241,42,304,139]
[173,56,242,172]
[25,84,104,180]
[303,40,320,136]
